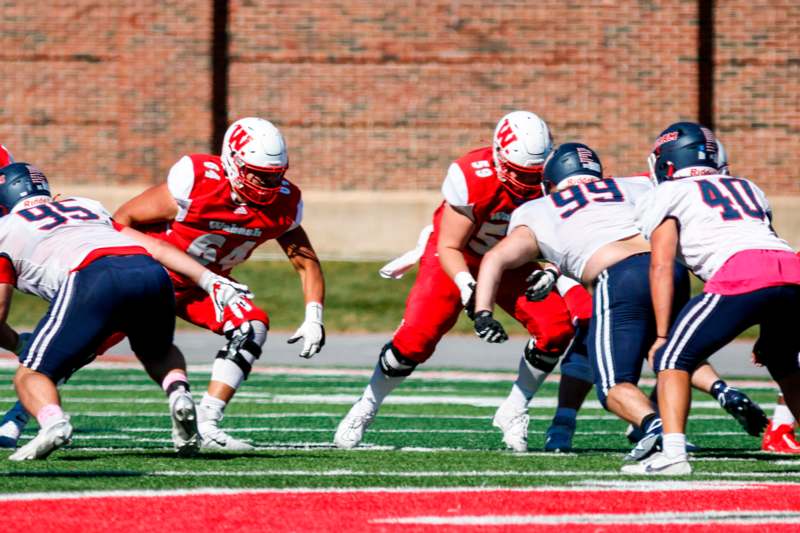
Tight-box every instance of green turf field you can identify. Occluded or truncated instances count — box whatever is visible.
[5,260,758,338]
[1,365,795,493]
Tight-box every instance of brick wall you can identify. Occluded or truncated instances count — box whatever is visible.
[0,1,797,192]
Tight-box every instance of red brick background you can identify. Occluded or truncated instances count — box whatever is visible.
[1,1,797,192]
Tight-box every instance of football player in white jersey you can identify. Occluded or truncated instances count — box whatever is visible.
[0,162,251,460]
[472,142,695,462]
[623,122,800,474]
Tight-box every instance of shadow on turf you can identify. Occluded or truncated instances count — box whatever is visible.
[5,470,142,479]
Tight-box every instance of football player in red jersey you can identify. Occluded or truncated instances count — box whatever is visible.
[334,111,594,452]
[111,118,326,450]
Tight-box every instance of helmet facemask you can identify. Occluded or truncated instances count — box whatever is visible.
[230,153,287,206]
[494,150,545,199]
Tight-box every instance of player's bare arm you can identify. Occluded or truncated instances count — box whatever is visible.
[437,202,477,306]
[113,183,179,226]
[648,217,680,364]
[278,225,325,305]
[474,226,541,313]
[278,225,326,358]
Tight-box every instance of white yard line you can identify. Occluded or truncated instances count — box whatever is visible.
[373,510,800,526]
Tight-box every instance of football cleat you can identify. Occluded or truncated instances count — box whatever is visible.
[199,425,254,451]
[717,386,769,437]
[334,398,377,449]
[544,415,576,453]
[626,422,700,453]
[492,403,529,453]
[9,418,72,461]
[624,417,663,462]
[0,401,30,449]
[762,421,800,454]
[621,451,692,475]
[169,390,200,456]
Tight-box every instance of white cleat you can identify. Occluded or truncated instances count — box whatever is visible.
[9,418,72,461]
[199,425,254,451]
[334,398,377,449]
[492,404,529,453]
[170,391,200,456]
[620,451,692,475]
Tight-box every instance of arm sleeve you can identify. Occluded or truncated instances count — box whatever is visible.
[0,255,16,285]
[167,156,195,221]
[284,197,304,233]
[441,163,470,207]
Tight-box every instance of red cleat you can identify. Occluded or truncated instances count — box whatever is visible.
[762,421,800,454]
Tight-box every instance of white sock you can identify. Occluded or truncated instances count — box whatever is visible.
[199,393,227,425]
[662,432,687,459]
[773,403,796,427]
[517,355,549,398]
[362,363,406,407]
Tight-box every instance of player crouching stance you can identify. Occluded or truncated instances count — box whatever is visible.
[334,111,592,452]
[112,118,325,450]
[0,163,250,460]
[623,122,800,475]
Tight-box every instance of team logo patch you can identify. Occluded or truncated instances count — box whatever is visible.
[653,131,679,150]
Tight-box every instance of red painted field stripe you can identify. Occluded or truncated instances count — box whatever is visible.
[3,486,800,532]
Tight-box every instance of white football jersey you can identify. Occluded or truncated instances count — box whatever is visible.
[0,196,145,300]
[635,174,791,281]
[508,176,653,280]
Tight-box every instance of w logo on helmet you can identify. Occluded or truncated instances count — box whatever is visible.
[495,119,517,149]
[227,125,251,152]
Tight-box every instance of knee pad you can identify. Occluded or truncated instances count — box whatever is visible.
[524,338,560,373]
[378,342,418,378]
[215,321,265,381]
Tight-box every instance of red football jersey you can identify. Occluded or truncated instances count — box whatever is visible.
[141,154,302,287]
[430,146,542,266]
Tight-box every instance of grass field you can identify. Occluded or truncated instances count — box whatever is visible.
[6,260,758,338]
[2,362,799,530]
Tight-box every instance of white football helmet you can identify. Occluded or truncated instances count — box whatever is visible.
[492,111,553,199]
[221,117,289,205]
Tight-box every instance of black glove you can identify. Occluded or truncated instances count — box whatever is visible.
[525,267,558,302]
[473,310,508,343]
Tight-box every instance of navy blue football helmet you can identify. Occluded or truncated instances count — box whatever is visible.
[0,162,52,216]
[649,122,718,183]
[543,142,603,191]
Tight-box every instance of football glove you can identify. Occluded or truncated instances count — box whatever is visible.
[474,310,508,343]
[525,266,559,302]
[288,302,326,359]
[199,271,255,322]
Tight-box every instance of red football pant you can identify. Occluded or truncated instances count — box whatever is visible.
[174,286,269,335]
[392,243,578,364]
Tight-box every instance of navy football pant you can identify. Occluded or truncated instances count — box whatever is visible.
[654,284,800,381]
[589,253,689,407]
[20,255,176,381]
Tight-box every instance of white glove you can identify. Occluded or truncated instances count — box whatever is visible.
[199,271,255,322]
[454,271,477,319]
[287,302,325,359]
[525,266,559,302]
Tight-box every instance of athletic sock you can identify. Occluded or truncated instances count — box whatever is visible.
[517,355,549,400]
[663,433,687,459]
[363,363,406,407]
[554,407,577,422]
[199,393,227,425]
[36,404,65,429]
[773,402,796,427]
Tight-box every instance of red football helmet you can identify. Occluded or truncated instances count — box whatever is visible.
[492,111,553,200]
[0,144,15,168]
[221,118,289,205]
